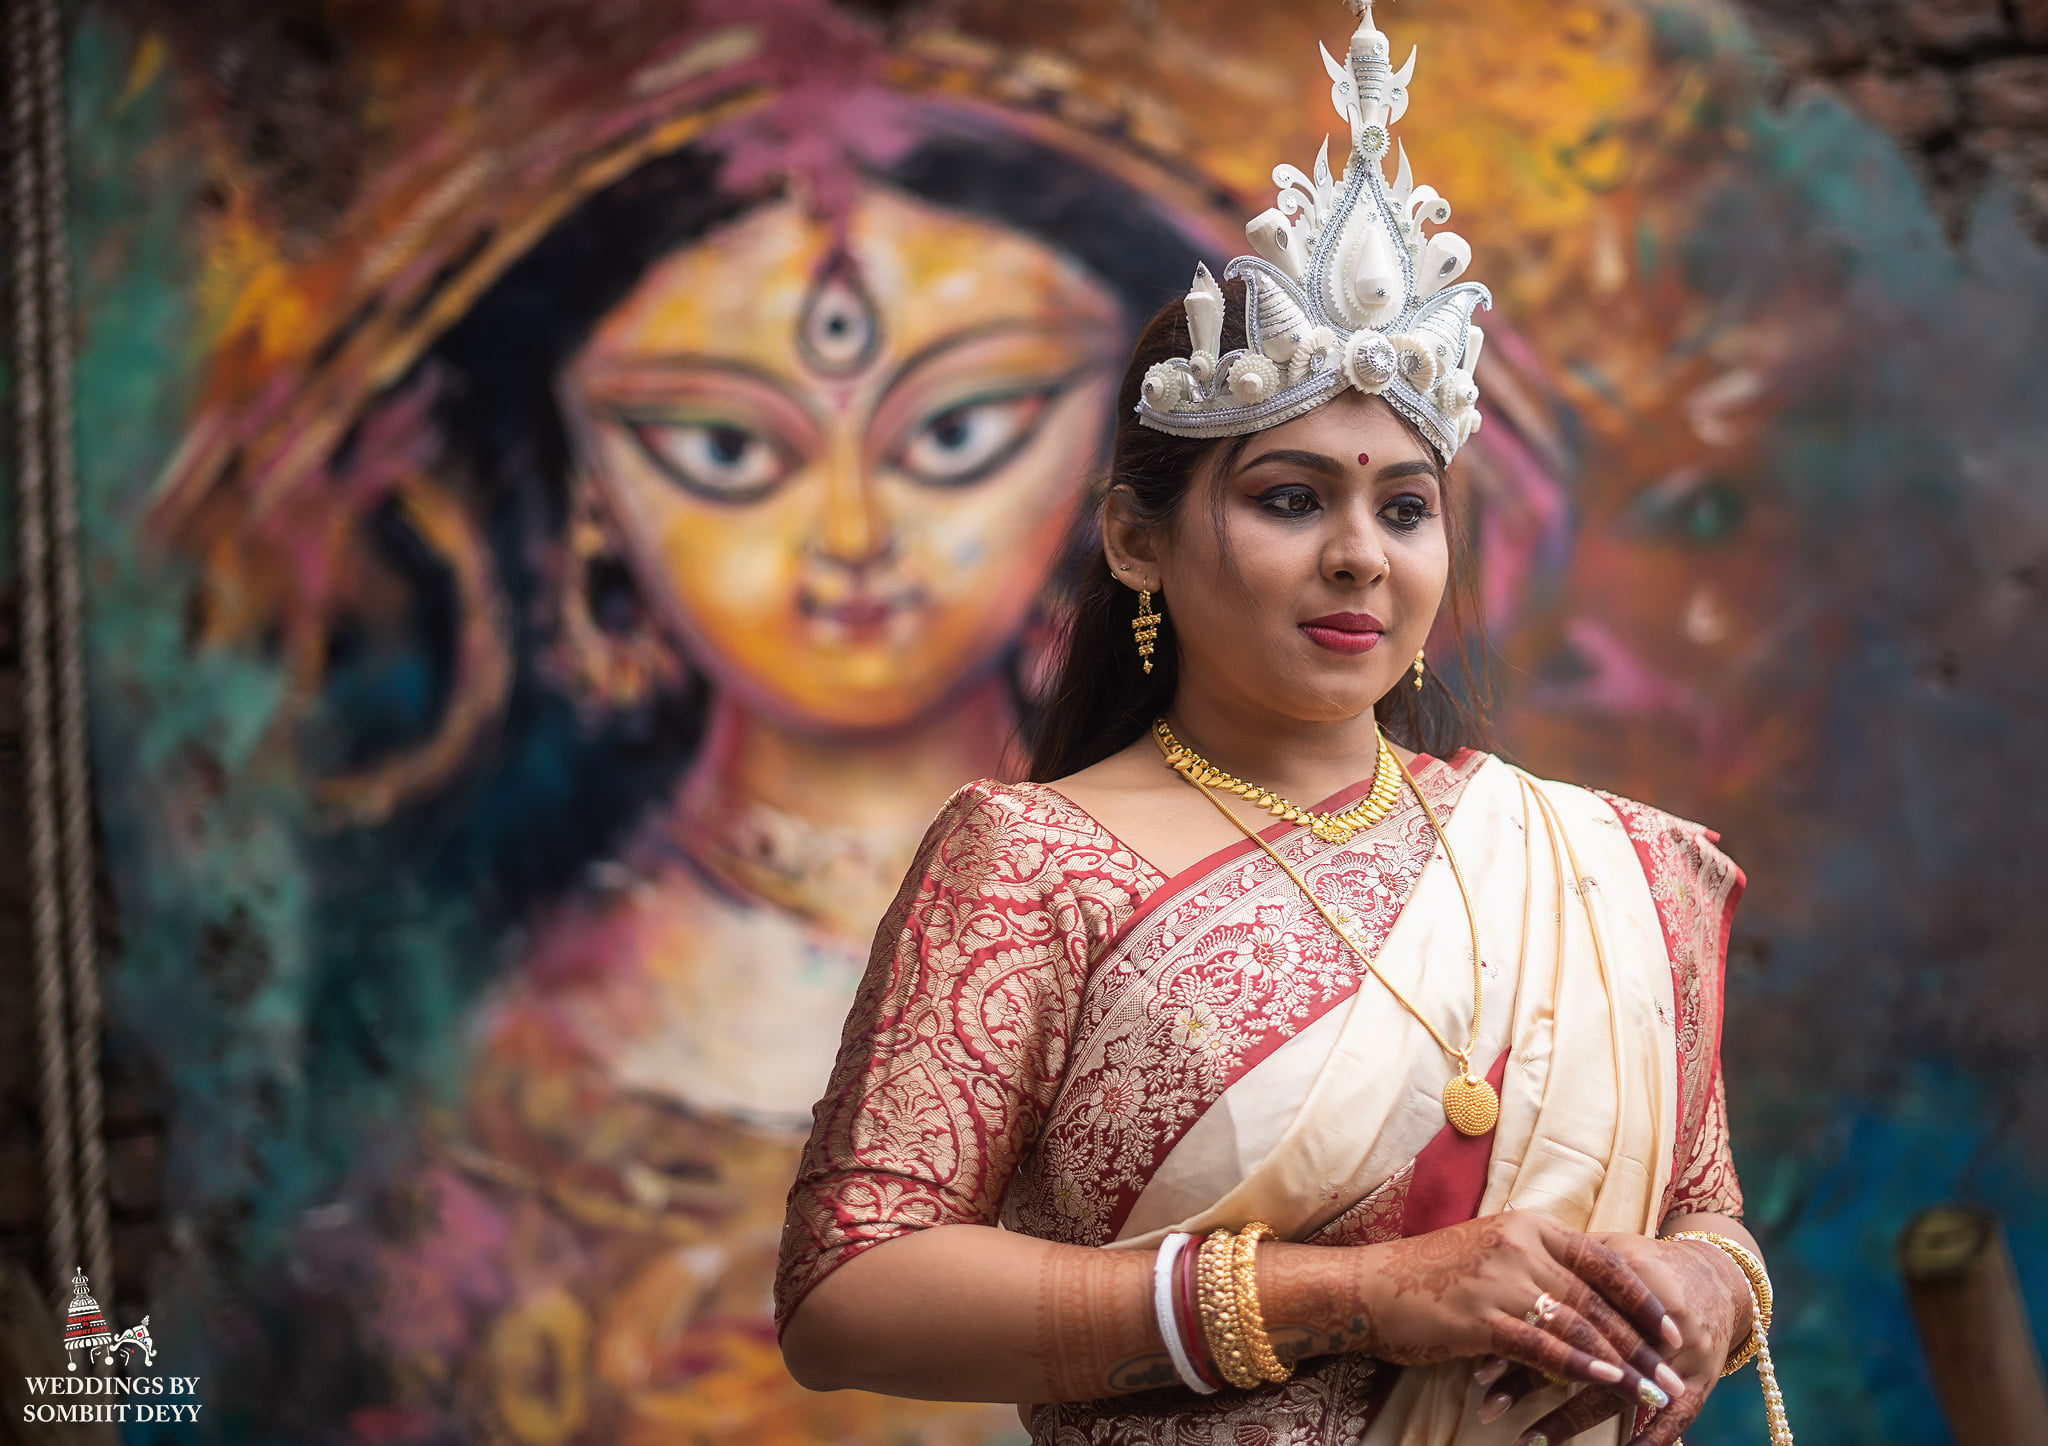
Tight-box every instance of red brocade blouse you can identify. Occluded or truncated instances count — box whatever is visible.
[775,754,1745,1335]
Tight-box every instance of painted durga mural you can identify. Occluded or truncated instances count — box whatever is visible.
[76,0,1979,1440]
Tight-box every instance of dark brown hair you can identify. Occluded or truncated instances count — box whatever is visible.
[1026,283,1492,782]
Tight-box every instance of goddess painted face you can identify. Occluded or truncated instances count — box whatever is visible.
[562,184,1123,732]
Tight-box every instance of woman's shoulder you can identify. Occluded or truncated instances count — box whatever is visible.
[1586,787,1737,869]
[1476,762,1744,885]
[928,776,1100,834]
[1420,745,1492,783]
[917,778,1161,890]
[1560,780,1747,911]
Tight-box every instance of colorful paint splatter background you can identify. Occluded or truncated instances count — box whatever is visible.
[12,0,2047,1440]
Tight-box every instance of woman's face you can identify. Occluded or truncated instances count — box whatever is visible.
[562,183,1122,733]
[1130,392,1451,727]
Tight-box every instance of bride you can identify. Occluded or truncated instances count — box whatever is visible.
[775,6,1785,1445]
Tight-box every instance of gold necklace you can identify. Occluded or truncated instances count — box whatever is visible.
[1153,724,1500,1137]
[1153,719,1402,844]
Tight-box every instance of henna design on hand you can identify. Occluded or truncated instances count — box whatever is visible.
[1551,1230,1678,1349]
[1488,1316,1620,1389]
[1535,1301,1629,1372]
[1515,1382,1628,1445]
[1661,1238,1749,1369]
[1553,1275,1674,1389]
[1032,1245,1168,1399]
[1381,1219,1507,1300]
[1260,1242,1383,1364]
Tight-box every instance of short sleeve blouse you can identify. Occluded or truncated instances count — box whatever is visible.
[773,779,1163,1331]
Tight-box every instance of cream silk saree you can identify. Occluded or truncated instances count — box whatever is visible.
[779,751,1744,1445]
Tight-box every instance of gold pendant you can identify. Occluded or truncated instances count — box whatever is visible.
[1311,820,1354,845]
[1443,1071,1500,1136]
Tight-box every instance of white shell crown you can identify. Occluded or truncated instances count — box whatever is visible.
[1134,2,1490,462]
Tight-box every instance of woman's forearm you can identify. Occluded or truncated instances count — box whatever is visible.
[780,1224,1368,1403]
[782,1213,1678,1405]
[1659,1209,1756,1254]
[781,1225,1166,1402]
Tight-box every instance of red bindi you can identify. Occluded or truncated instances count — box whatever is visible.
[1357,452,1371,465]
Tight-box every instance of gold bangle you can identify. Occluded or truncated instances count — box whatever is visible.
[1196,1230,1261,1390]
[1665,1231,1773,1376]
[1230,1222,1294,1385]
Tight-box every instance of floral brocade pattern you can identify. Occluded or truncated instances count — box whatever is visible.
[777,765,1748,1349]
[1032,1353,1385,1445]
[1307,1162,1416,1247]
[1595,792,1747,1222]
[1673,1071,1744,1220]
[1003,758,1479,1246]
[774,781,1164,1329]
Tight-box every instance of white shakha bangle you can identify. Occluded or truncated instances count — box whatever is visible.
[1153,1233,1215,1395]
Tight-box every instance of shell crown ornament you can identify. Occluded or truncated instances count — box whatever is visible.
[1134,0,1491,461]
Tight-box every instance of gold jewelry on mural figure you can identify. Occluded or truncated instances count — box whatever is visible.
[550,477,687,715]
[1153,719,1400,844]
[1412,649,1426,691]
[1156,725,1499,1136]
[1132,589,1162,674]
[486,1287,593,1444]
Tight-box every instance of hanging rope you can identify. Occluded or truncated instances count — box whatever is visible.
[6,0,112,1309]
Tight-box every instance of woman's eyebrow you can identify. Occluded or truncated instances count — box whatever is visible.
[1239,448,1347,479]
[1375,459,1437,483]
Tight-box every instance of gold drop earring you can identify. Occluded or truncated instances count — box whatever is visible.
[1412,650,1426,691]
[1132,589,1161,674]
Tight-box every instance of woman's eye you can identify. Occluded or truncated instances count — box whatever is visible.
[894,391,1052,486]
[1258,487,1320,517]
[1380,494,1434,530]
[623,419,794,502]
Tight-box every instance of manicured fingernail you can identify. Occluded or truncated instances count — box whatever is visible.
[1637,1377,1670,1409]
[1655,1362,1685,1397]
[1478,1392,1513,1424]
[1660,1315,1683,1351]
[1516,1435,1549,1446]
[1588,1359,1623,1384]
[1474,1358,1509,1386]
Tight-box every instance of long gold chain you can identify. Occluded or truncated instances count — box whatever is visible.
[1152,722,1500,1136]
[1153,719,1401,844]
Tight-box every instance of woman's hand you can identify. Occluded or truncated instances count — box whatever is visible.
[1473,1229,1754,1445]
[1351,1213,1684,1411]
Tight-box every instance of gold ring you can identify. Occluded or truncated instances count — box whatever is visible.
[1523,1291,1559,1327]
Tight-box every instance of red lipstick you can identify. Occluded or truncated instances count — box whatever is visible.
[1299,611,1384,655]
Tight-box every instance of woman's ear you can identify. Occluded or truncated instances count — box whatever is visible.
[1101,486,1163,590]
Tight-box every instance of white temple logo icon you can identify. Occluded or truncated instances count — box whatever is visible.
[61,1269,156,1370]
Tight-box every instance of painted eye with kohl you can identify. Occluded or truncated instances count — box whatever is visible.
[562,185,1122,732]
